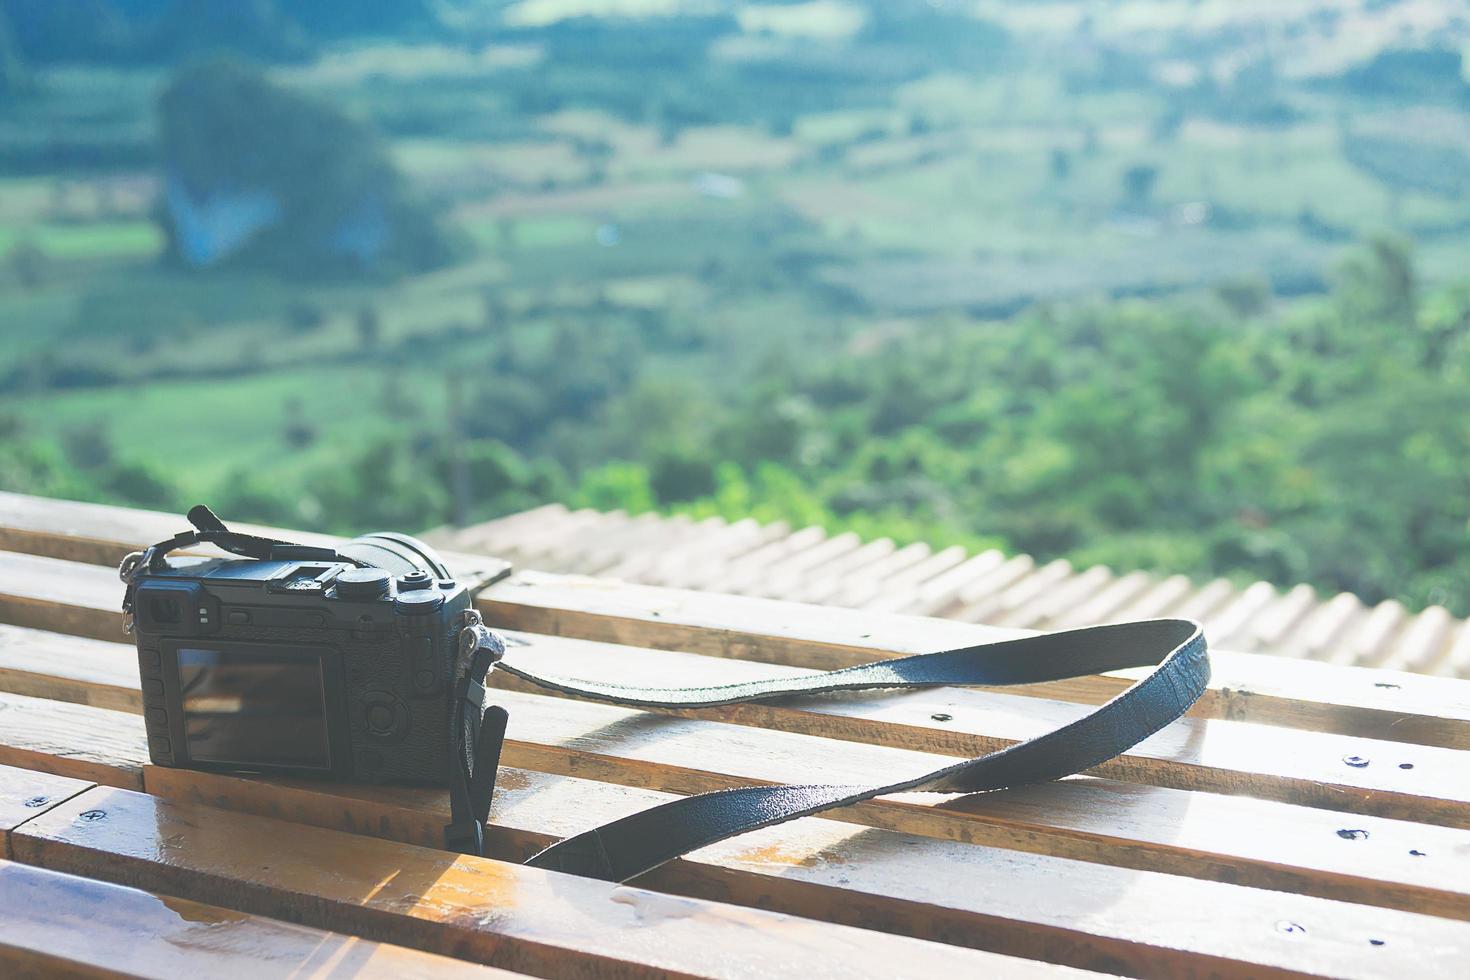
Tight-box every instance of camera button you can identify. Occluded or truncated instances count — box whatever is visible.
[148,736,172,759]
[225,610,251,625]
[142,678,164,697]
[145,708,168,728]
[358,691,409,741]
[366,704,394,734]
[139,649,160,669]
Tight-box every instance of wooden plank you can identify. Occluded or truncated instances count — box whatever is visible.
[0,858,518,979]
[5,631,1470,927]
[0,763,94,856]
[4,556,1468,830]
[0,624,140,712]
[485,635,1470,829]
[20,763,1469,977]
[0,691,145,789]
[10,787,1080,980]
[139,770,1470,979]
[484,572,1470,749]
[4,492,1468,748]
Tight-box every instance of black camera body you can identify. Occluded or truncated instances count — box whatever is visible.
[128,533,478,786]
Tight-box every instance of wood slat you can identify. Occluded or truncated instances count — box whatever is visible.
[3,688,1469,979]
[138,767,1470,978]
[0,623,139,712]
[4,554,1468,830]
[5,627,1470,931]
[9,785,1077,979]
[0,858,519,979]
[0,690,146,789]
[0,763,93,855]
[5,493,1468,749]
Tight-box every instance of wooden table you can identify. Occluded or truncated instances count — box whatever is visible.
[0,491,1466,978]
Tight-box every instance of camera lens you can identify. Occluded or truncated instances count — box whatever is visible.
[337,532,451,579]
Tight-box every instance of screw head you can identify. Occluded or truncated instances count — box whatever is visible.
[1343,755,1370,768]
[22,795,49,808]
[930,713,953,722]
[78,809,107,822]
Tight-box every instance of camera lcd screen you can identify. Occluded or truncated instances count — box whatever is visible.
[177,646,331,770]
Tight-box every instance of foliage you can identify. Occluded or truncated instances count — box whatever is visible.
[157,59,456,276]
[4,3,1470,624]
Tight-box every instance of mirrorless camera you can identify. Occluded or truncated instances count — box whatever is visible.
[121,507,509,785]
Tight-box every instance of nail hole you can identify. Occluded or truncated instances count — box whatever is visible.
[1369,939,1386,947]
[930,713,953,722]
[1409,849,1427,857]
[1398,763,1414,770]
[1343,755,1370,768]
[1336,828,1369,840]
[1276,920,1307,935]
[1372,682,1400,690]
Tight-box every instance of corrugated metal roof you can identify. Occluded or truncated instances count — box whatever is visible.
[430,505,1470,678]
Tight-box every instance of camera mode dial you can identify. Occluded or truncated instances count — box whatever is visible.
[335,567,391,600]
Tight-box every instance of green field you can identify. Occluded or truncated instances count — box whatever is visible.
[3,1,1469,611]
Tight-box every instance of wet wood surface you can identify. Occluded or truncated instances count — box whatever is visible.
[4,551,1469,830]
[7,625,1467,919]
[0,858,521,979]
[4,491,1467,749]
[10,786,1075,979]
[1,635,1469,967]
[2,491,1470,978]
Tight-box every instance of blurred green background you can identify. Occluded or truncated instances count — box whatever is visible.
[2,1,1468,615]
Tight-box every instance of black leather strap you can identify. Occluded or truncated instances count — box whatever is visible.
[445,624,509,855]
[495,617,1208,881]
[132,505,349,572]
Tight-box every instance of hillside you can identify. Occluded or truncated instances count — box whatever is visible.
[1,0,1468,616]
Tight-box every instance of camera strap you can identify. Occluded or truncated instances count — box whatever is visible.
[123,505,353,581]
[450,612,1208,883]
[131,511,1207,884]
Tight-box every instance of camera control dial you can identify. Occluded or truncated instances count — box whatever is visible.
[358,690,410,741]
[394,588,445,615]
[335,567,391,600]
